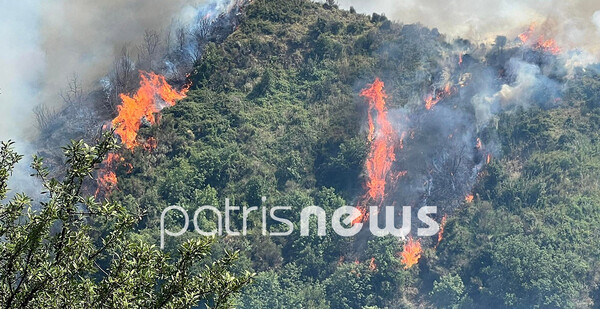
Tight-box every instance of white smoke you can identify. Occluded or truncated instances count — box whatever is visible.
[593,10,600,33]
[338,0,600,58]
[38,0,207,112]
[0,0,45,141]
[0,0,45,196]
[1,0,223,194]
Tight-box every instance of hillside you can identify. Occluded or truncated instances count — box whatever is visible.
[103,0,600,308]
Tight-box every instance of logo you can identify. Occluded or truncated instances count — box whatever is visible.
[160,197,440,249]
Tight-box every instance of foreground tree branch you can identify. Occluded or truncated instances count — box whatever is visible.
[0,132,252,309]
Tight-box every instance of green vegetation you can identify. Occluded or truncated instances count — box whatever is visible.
[101,0,600,308]
[0,133,250,308]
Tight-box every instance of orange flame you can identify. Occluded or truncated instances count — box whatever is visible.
[369,257,377,271]
[143,136,158,151]
[518,23,536,43]
[95,153,121,197]
[400,237,422,269]
[352,206,370,225]
[425,83,454,110]
[360,78,399,204]
[437,214,448,246]
[465,194,474,203]
[458,53,463,65]
[518,23,561,55]
[535,36,561,54]
[486,153,492,164]
[354,78,403,224]
[113,71,189,150]
[475,137,482,150]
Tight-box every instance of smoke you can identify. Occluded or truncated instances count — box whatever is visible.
[338,0,600,57]
[38,0,206,111]
[594,11,600,33]
[1,0,223,195]
[0,0,45,196]
[0,0,44,141]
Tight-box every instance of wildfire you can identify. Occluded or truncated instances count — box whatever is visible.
[458,53,463,65]
[486,153,492,164]
[352,206,369,225]
[518,23,536,43]
[475,137,482,150]
[143,136,158,151]
[96,71,190,198]
[95,153,121,197]
[113,71,189,150]
[369,257,377,271]
[352,78,404,224]
[535,36,561,54]
[465,194,474,203]
[437,214,447,246]
[400,237,422,269]
[518,23,561,55]
[425,83,454,110]
[360,78,400,203]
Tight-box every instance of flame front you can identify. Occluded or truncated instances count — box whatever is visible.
[518,23,561,55]
[401,237,422,269]
[113,71,189,150]
[535,36,560,54]
[360,78,400,204]
[97,71,189,198]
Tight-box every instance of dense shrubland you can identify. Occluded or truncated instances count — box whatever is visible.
[14,0,600,307]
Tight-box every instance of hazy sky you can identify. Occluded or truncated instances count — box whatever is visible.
[338,0,600,55]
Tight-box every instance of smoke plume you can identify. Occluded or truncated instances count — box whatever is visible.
[338,0,600,57]
[38,0,207,111]
[0,0,45,195]
[1,0,218,194]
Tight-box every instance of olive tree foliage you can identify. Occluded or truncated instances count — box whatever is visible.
[0,132,252,308]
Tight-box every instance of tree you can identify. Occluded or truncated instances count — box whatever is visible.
[0,132,252,308]
[430,274,467,308]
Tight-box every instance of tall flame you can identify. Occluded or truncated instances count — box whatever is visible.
[113,71,189,149]
[360,78,399,204]
[475,137,482,150]
[400,237,422,269]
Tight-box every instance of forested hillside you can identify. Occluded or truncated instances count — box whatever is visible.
[103,0,600,307]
